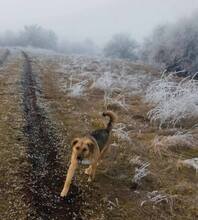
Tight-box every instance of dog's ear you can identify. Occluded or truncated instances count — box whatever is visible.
[71,138,80,147]
[87,141,95,153]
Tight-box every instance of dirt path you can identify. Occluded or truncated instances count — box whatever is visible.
[0,49,10,66]
[21,51,83,219]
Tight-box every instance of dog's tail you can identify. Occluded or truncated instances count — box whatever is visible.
[102,111,117,132]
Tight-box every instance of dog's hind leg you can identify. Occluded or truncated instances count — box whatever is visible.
[99,144,111,163]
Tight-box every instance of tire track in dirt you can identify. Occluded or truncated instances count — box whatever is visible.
[21,51,83,220]
[0,49,10,66]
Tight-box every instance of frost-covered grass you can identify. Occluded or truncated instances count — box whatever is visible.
[178,158,198,173]
[129,155,142,166]
[66,79,88,97]
[92,71,116,91]
[104,92,128,110]
[182,158,198,173]
[132,161,150,184]
[152,132,196,156]
[145,74,198,127]
[113,123,131,142]
[56,56,154,103]
[141,191,173,207]
[92,70,152,96]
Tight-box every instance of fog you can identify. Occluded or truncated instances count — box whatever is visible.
[1,0,198,45]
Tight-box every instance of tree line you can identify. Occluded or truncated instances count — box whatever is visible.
[1,11,198,74]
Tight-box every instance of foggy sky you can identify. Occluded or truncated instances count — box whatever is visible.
[0,0,198,45]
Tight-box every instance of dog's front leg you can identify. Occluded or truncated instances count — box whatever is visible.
[60,161,78,197]
[88,162,97,182]
[85,165,92,175]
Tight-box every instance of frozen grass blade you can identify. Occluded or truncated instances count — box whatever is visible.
[132,161,150,184]
[141,191,173,207]
[113,123,131,142]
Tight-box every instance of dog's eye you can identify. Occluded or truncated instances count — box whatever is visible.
[83,148,87,152]
[76,146,80,150]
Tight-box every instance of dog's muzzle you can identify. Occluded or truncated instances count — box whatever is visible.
[77,155,83,161]
[78,159,91,165]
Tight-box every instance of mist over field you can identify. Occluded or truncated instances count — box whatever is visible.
[1,0,198,71]
[0,1,198,220]
[0,0,197,44]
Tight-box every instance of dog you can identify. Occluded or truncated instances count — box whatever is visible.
[60,111,117,197]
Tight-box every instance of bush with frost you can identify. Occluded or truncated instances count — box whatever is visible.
[104,93,128,110]
[113,123,131,142]
[65,77,88,97]
[92,70,150,96]
[141,11,198,74]
[145,74,198,127]
[104,33,138,59]
[132,161,150,184]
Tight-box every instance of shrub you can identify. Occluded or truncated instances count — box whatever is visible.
[145,74,198,127]
[141,11,198,74]
[104,33,138,59]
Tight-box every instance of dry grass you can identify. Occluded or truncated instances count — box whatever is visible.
[1,50,197,219]
[34,53,198,220]
[151,132,197,157]
[0,55,28,220]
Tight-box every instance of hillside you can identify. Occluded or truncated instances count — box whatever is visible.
[0,48,197,220]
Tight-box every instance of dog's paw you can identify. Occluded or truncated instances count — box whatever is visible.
[88,177,92,182]
[60,189,68,197]
[85,168,91,175]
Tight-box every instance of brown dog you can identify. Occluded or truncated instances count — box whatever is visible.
[60,111,117,197]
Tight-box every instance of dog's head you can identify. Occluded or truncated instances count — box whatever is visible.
[71,137,95,162]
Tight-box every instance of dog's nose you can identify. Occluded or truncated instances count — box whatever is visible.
[77,156,82,160]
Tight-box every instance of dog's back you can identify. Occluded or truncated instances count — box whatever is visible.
[90,111,116,151]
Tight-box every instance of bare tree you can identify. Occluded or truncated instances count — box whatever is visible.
[0,25,57,50]
[104,33,138,60]
[21,25,57,49]
[141,12,198,75]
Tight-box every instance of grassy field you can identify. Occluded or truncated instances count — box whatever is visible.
[0,51,28,219]
[0,48,197,219]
